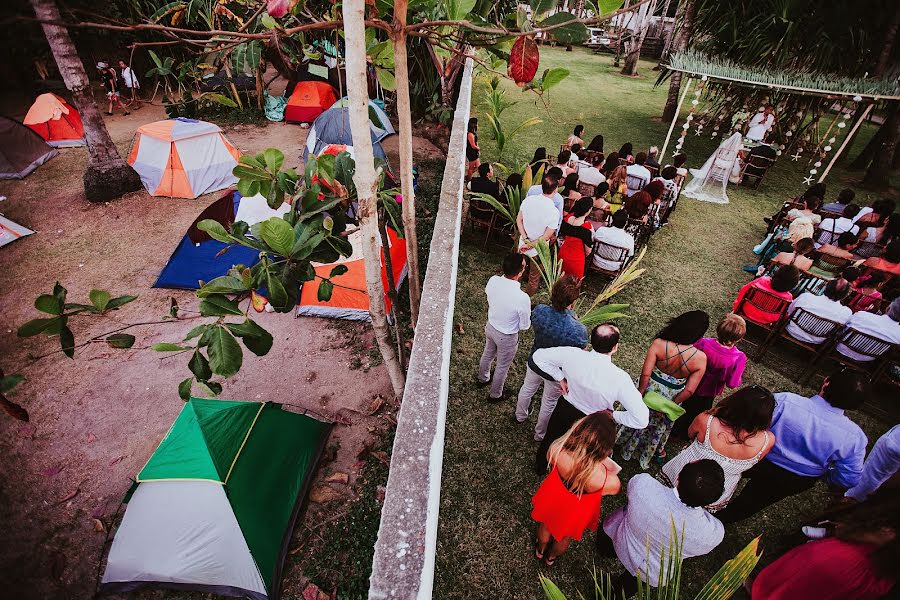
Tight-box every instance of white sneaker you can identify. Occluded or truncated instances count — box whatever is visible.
[801,526,828,539]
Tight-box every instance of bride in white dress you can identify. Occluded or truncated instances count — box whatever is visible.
[681,132,744,205]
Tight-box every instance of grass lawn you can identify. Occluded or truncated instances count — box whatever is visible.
[434,46,898,599]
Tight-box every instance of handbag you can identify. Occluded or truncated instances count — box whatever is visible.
[642,389,685,422]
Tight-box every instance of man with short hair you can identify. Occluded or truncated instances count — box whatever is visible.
[835,297,900,362]
[526,168,565,230]
[598,460,726,598]
[645,146,660,169]
[518,176,563,295]
[469,162,501,200]
[625,152,651,197]
[578,154,606,187]
[118,59,141,107]
[716,369,870,523]
[515,275,588,441]
[477,253,531,401]
[784,278,853,345]
[822,188,855,214]
[591,210,635,272]
[746,105,776,141]
[817,231,859,260]
[818,204,861,245]
[532,324,648,473]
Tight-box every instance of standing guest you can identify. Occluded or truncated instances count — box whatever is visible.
[591,210,634,272]
[661,386,776,511]
[625,152,651,196]
[97,62,129,116]
[468,162,501,200]
[645,146,660,169]
[771,237,816,272]
[529,147,549,173]
[564,125,585,150]
[835,297,900,362]
[526,168,565,230]
[716,369,870,523]
[117,59,141,107]
[518,176,562,295]
[476,254,531,400]
[597,460,726,598]
[515,276,588,441]
[558,198,594,278]
[671,313,747,439]
[863,239,900,277]
[732,265,800,325]
[784,279,853,344]
[466,117,480,178]
[579,154,606,187]
[602,152,621,177]
[617,143,634,163]
[587,134,604,153]
[532,412,622,566]
[532,324,648,474]
[618,311,709,469]
[561,172,582,209]
[746,105,776,141]
[845,425,900,502]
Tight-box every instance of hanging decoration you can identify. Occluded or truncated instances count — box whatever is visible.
[674,76,706,157]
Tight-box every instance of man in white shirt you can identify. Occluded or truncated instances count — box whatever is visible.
[836,297,900,362]
[117,60,140,105]
[518,175,562,295]
[591,210,635,272]
[526,167,565,228]
[578,154,606,187]
[746,105,775,141]
[818,204,861,245]
[784,279,852,344]
[477,254,531,400]
[625,152,651,197]
[532,323,648,473]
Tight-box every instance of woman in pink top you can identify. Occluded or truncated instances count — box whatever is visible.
[732,265,800,326]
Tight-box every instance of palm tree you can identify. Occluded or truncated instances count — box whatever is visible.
[620,0,658,77]
[661,0,697,121]
[30,0,141,202]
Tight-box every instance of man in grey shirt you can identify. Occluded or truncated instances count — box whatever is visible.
[597,460,725,597]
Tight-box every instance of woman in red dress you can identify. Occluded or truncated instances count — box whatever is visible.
[532,411,622,566]
[558,197,595,280]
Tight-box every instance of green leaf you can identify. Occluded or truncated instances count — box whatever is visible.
[446,0,476,20]
[184,325,209,341]
[375,67,396,91]
[237,178,260,198]
[205,327,243,377]
[225,319,274,356]
[317,279,334,302]
[60,325,75,359]
[17,317,61,337]
[540,12,590,44]
[258,217,294,256]
[198,295,244,317]
[0,374,25,394]
[540,67,570,91]
[263,148,285,173]
[261,13,277,29]
[106,334,136,349]
[197,275,249,297]
[152,342,190,351]
[530,0,556,17]
[178,377,193,401]
[329,264,349,278]
[206,93,238,108]
[233,165,271,182]
[265,269,290,311]
[189,349,213,380]
[35,294,63,315]
[105,295,138,310]
[148,2,186,24]
[89,289,111,312]
[197,219,232,242]
[596,0,625,16]
[195,380,223,397]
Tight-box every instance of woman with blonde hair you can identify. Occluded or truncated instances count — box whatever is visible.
[531,411,622,566]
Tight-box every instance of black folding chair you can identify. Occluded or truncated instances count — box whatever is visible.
[587,240,632,279]
[758,307,844,379]
[740,154,775,189]
[829,327,897,383]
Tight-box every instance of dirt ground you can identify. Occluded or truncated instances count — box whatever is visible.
[0,101,439,599]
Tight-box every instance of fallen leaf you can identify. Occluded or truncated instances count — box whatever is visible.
[371,451,390,466]
[367,396,385,415]
[455,322,465,334]
[108,456,125,466]
[332,411,352,426]
[87,433,96,443]
[92,518,105,533]
[317,591,331,600]
[0,394,29,422]
[302,583,323,600]
[356,440,375,460]
[40,466,63,477]
[325,472,349,485]
[18,424,36,438]
[309,484,344,504]
[57,487,79,504]
[376,485,386,503]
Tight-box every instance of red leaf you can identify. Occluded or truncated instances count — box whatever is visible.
[57,487,79,504]
[108,456,125,466]
[267,0,298,18]
[40,466,63,477]
[1,394,29,422]
[508,36,540,86]
[87,433,96,443]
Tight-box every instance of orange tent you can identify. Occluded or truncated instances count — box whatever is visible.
[23,93,85,147]
[284,81,337,124]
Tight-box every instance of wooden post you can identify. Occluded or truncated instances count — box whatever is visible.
[819,103,874,183]
[660,76,692,158]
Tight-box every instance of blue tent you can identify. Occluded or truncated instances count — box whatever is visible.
[303,105,390,163]
[154,190,261,290]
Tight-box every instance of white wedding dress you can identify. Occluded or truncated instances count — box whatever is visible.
[681,132,743,205]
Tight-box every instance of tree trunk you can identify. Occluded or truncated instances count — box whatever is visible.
[850,121,885,170]
[342,0,407,398]
[620,0,656,76]
[393,0,422,328]
[661,0,697,121]
[30,0,141,202]
[863,101,899,188]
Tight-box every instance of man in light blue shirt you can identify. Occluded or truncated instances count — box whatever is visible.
[717,369,869,523]
[845,425,900,502]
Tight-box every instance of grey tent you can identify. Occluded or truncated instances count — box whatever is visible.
[303,105,392,163]
[0,116,58,179]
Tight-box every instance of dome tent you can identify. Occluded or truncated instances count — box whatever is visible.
[303,105,392,163]
[23,93,85,148]
[284,80,337,123]
[0,116,58,179]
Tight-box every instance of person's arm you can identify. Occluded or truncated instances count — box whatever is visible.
[468,132,479,150]
[602,471,622,496]
[518,296,531,332]
[638,341,657,395]
[613,377,650,429]
[733,280,752,313]
[516,209,529,249]
[540,226,555,242]
[826,432,868,491]
[673,355,706,404]
[726,352,747,389]
[687,412,709,441]
[845,428,900,501]
[531,347,571,383]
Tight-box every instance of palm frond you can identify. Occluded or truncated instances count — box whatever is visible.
[578,247,647,327]
[531,238,563,296]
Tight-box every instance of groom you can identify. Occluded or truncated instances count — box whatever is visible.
[746,105,776,142]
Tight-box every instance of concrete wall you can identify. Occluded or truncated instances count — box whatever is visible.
[367,56,474,600]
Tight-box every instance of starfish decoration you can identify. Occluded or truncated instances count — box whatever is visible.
[802,176,815,186]
[791,151,802,161]
[695,129,703,136]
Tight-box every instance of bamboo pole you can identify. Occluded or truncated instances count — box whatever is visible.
[660,76,692,158]
[818,103,874,183]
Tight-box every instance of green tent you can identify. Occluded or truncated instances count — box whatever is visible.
[101,399,331,600]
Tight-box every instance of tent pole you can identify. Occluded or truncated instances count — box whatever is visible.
[661,76,692,158]
[818,103,874,183]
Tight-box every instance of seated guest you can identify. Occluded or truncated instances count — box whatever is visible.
[468,162,501,199]
[618,142,634,163]
[529,147,549,173]
[671,153,688,178]
[863,239,900,276]
[586,134,604,153]
[602,151,621,177]
[645,146,660,169]
[624,189,653,221]
[608,165,628,199]
[672,313,747,439]
[845,425,900,502]
[590,182,612,222]
[644,180,666,215]
[819,204,862,243]
[574,148,591,172]
[750,495,899,600]
[579,154,606,187]
[598,460,725,598]
[505,172,523,195]
[787,194,823,225]
[835,297,900,362]
[591,210,634,272]
[532,324,648,474]
[561,172,582,209]
[625,152,651,196]
[784,278,853,344]
[556,150,575,177]
[861,211,898,244]
[516,276,588,442]
[846,272,885,313]
[822,188,855,214]
[740,139,778,182]
[564,124,584,151]
[662,386,776,512]
[716,369,870,523]
[817,231,859,261]
[772,237,815,272]
[558,198,594,278]
[531,412,622,567]
[855,198,896,227]
[653,165,679,198]
[732,265,801,325]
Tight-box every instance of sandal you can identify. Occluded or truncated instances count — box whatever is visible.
[534,543,546,561]
[106,112,113,115]
[544,555,557,567]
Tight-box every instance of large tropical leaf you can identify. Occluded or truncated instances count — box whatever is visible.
[540,12,590,45]
[508,36,540,85]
